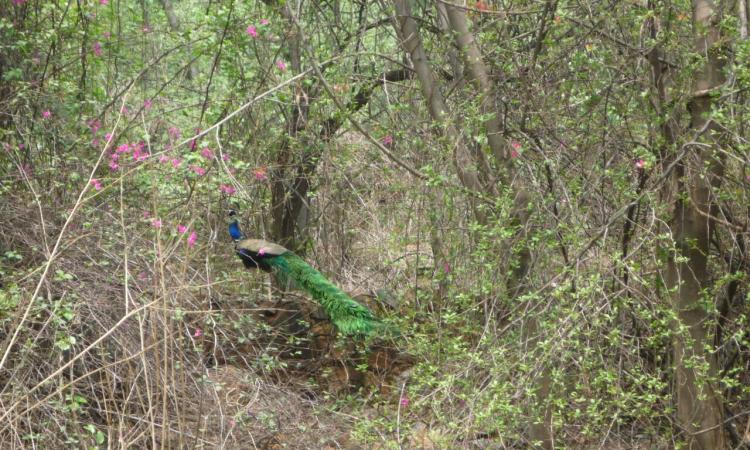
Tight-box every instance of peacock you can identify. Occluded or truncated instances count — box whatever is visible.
[228,211,384,336]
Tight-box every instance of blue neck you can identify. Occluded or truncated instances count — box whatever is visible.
[228,219,244,241]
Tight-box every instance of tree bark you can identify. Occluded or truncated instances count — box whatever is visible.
[395,2,547,445]
[666,0,727,447]
[159,0,199,80]
[392,0,489,224]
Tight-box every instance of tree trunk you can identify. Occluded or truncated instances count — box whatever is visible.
[666,0,727,447]
[392,0,489,224]
[159,0,199,80]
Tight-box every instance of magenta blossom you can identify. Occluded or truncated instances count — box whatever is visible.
[222,153,230,161]
[382,134,393,146]
[220,184,236,195]
[93,42,103,57]
[109,160,119,171]
[143,211,150,218]
[260,19,269,25]
[635,159,646,169]
[190,130,200,150]
[200,147,214,160]
[13,0,26,6]
[116,143,130,153]
[42,110,51,119]
[190,165,206,176]
[168,127,181,140]
[193,328,203,338]
[177,224,187,234]
[100,0,108,4]
[399,395,409,408]
[88,118,101,134]
[143,99,152,110]
[151,219,162,229]
[90,179,103,190]
[246,25,258,38]
[171,158,182,169]
[187,231,198,247]
[254,167,268,181]
[258,248,266,256]
[276,60,287,71]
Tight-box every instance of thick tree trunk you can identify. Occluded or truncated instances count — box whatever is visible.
[666,0,727,447]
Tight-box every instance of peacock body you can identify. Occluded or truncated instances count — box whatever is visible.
[229,212,383,336]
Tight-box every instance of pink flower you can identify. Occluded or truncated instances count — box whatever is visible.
[246,25,258,38]
[177,224,187,234]
[190,165,206,176]
[104,133,113,142]
[511,141,522,150]
[90,179,102,190]
[190,128,201,150]
[168,127,181,140]
[635,159,646,169]
[42,110,51,119]
[116,143,130,153]
[258,248,266,256]
[171,158,182,169]
[109,160,119,171]
[159,155,169,163]
[142,211,150,218]
[120,105,129,115]
[222,153,230,161]
[511,149,520,159]
[276,60,287,71]
[187,231,198,247]
[254,167,268,181]
[220,184,236,195]
[88,118,101,134]
[260,19,270,25]
[151,219,162,229]
[143,99,152,110]
[93,42,103,57]
[443,262,451,274]
[13,0,26,5]
[100,0,108,4]
[200,147,214,160]
[193,328,203,338]
[399,395,409,408]
[382,135,393,146]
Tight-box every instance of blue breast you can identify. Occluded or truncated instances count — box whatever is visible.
[228,220,243,240]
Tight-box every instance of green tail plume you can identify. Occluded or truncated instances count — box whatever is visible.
[266,253,383,336]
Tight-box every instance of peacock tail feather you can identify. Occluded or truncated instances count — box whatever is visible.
[265,252,382,336]
[229,215,391,337]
